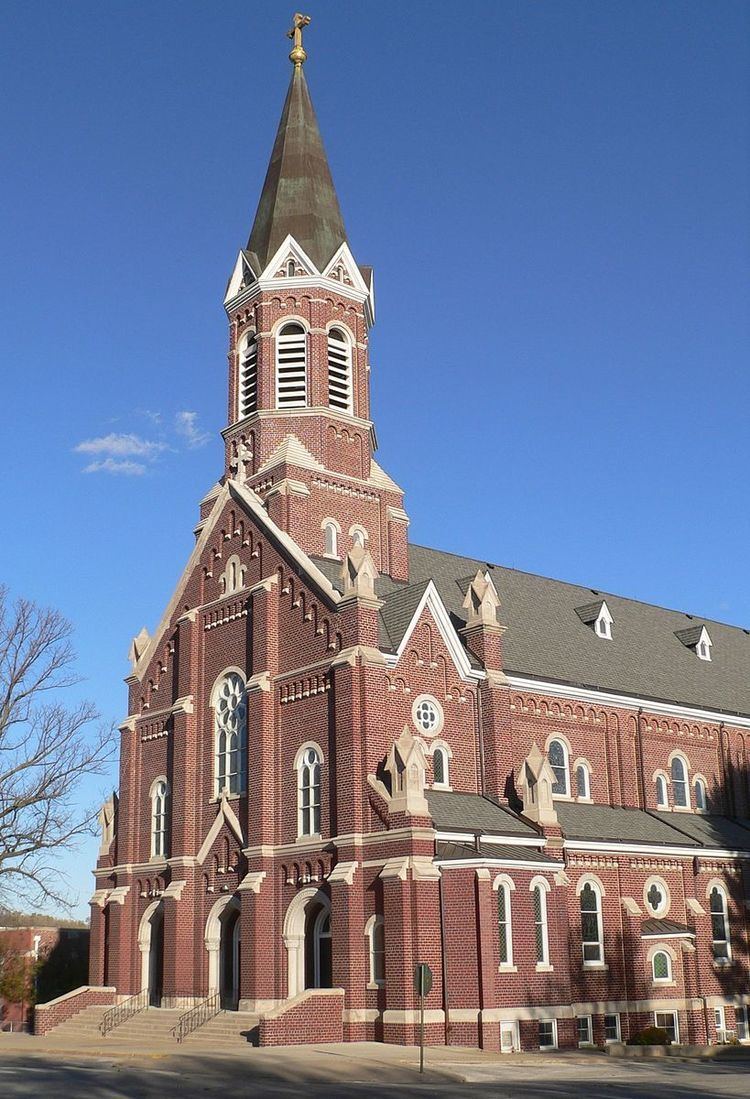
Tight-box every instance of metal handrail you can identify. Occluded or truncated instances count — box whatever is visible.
[100,988,149,1036]
[173,992,221,1043]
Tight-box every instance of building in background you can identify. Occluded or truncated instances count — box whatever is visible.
[39,19,750,1049]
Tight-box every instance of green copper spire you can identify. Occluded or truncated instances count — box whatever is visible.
[246,36,348,273]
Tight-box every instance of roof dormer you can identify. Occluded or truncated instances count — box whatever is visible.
[675,623,712,662]
[576,599,613,640]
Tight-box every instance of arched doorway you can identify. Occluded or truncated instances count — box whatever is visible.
[283,888,332,998]
[305,902,332,990]
[205,895,241,1009]
[138,901,164,1007]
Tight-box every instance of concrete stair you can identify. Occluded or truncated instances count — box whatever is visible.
[47,1004,259,1049]
[183,1010,259,1047]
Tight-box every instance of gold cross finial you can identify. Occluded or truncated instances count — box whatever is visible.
[288,13,311,67]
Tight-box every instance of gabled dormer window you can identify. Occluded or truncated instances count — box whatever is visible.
[675,623,713,662]
[575,599,613,640]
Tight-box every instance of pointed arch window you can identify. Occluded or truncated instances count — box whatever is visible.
[670,755,689,807]
[276,322,308,408]
[297,744,322,837]
[579,881,604,965]
[151,778,168,858]
[694,777,707,811]
[709,885,731,962]
[548,739,569,796]
[327,327,353,414]
[238,331,258,418]
[496,878,514,967]
[655,774,668,809]
[322,519,340,558]
[214,672,247,796]
[575,762,591,800]
[431,742,451,789]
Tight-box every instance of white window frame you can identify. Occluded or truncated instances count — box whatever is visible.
[327,326,353,414]
[735,1005,749,1042]
[365,914,385,988]
[322,518,341,559]
[500,1020,519,1053]
[693,776,708,812]
[412,694,444,738]
[654,771,669,809]
[654,1010,679,1044]
[430,740,452,790]
[708,881,732,963]
[275,321,308,408]
[295,742,323,838]
[604,1012,621,1043]
[493,874,515,969]
[574,758,592,801]
[546,735,571,797]
[576,1014,593,1047]
[150,777,168,859]
[530,877,551,970]
[651,949,673,984]
[538,1018,558,1049]
[595,602,613,640]
[669,752,690,809]
[237,330,258,419]
[643,875,670,918]
[696,626,712,661]
[577,875,605,967]
[212,669,247,798]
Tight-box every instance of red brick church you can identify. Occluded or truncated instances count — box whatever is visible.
[46,20,750,1049]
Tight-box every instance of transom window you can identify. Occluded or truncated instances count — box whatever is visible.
[298,746,322,837]
[275,322,308,408]
[214,673,247,796]
[412,695,443,737]
[327,327,353,414]
[548,739,569,796]
[579,882,603,964]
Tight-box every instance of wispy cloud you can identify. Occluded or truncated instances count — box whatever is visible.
[175,410,210,449]
[74,433,167,459]
[82,458,147,476]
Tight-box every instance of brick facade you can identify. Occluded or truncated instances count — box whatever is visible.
[74,50,750,1050]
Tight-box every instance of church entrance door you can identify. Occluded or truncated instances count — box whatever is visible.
[148,905,164,1007]
[304,901,332,990]
[219,905,240,1010]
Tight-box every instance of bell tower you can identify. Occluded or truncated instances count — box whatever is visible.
[221,16,408,581]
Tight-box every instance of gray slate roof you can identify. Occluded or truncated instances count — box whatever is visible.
[426,791,538,837]
[555,804,702,846]
[647,812,750,851]
[374,544,750,720]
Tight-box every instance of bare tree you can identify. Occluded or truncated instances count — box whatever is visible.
[0,586,114,908]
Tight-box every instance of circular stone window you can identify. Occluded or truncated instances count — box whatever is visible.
[412,695,444,738]
[644,876,670,918]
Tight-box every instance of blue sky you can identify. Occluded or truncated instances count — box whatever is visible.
[1,2,748,917]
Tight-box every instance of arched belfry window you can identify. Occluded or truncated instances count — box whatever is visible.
[238,331,258,419]
[276,322,307,408]
[214,672,247,796]
[327,327,353,414]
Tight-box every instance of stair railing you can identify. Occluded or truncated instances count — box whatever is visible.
[100,988,149,1036]
[173,991,221,1043]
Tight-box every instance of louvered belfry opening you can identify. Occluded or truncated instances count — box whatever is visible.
[238,334,258,418]
[327,327,352,413]
[276,322,308,408]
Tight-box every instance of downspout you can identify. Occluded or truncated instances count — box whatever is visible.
[438,870,451,1046]
[476,686,486,797]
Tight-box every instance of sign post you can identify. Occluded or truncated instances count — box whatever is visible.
[414,962,432,1074]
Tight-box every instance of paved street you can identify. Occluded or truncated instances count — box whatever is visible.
[0,1040,748,1099]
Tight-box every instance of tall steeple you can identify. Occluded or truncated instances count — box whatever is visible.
[246,24,347,273]
[220,16,409,583]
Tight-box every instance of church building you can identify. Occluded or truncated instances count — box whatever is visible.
[47,19,750,1049]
